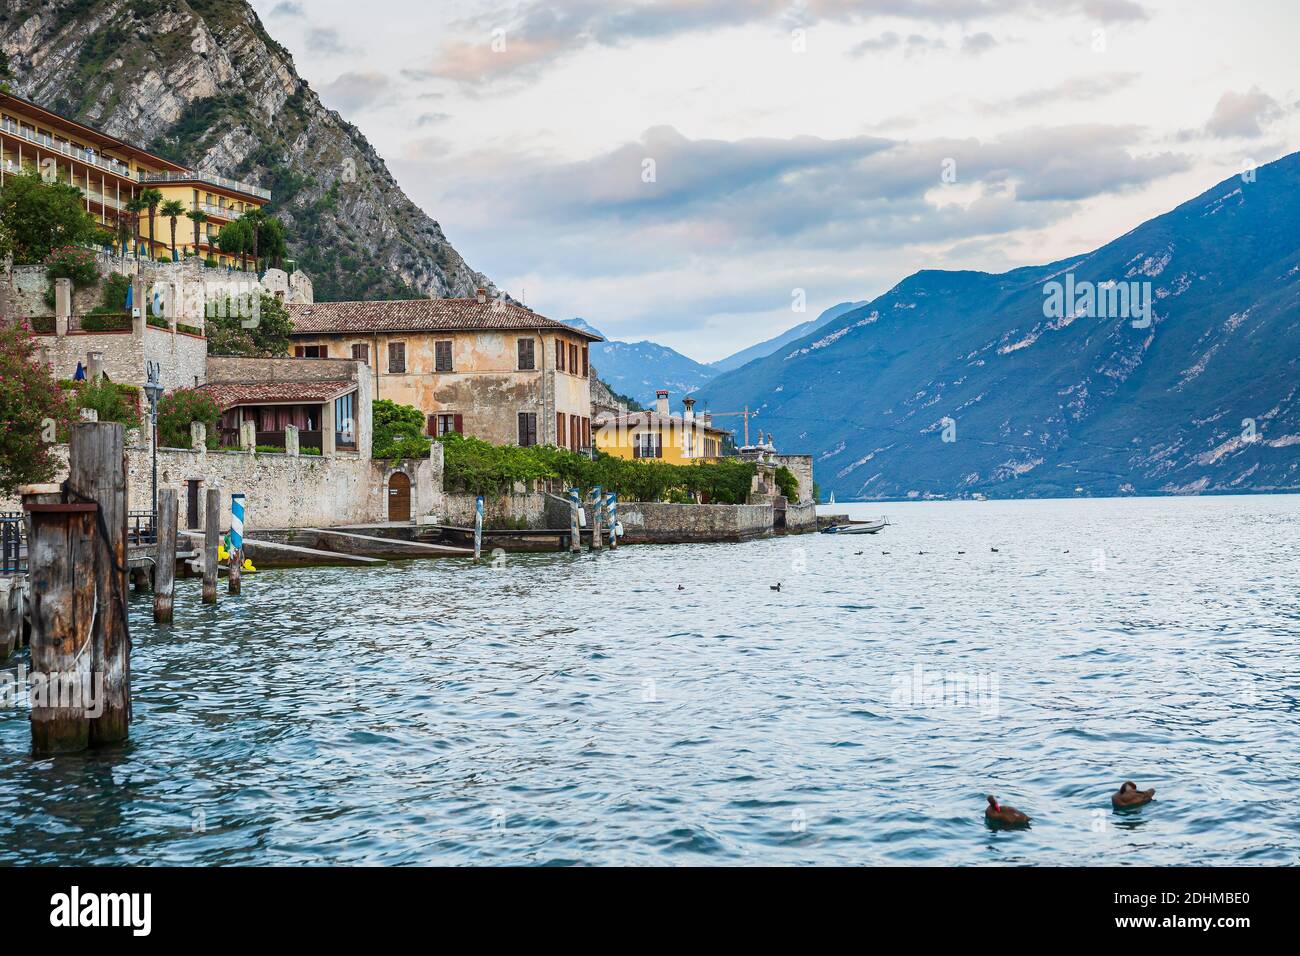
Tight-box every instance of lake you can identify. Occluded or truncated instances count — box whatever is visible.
[2,494,1298,865]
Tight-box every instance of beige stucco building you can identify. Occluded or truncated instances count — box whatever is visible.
[287,292,602,450]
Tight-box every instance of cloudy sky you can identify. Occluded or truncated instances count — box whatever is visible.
[250,0,1299,362]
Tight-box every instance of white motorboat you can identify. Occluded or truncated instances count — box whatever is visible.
[821,517,889,535]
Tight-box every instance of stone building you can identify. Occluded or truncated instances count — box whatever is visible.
[287,292,603,450]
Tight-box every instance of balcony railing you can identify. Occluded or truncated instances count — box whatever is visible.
[143,170,271,201]
[0,119,137,179]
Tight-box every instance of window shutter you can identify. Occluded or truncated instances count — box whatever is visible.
[557,412,565,447]
[582,347,589,377]
[427,414,436,436]
[583,417,590,449]
[453,413,464,434]
[556,339,565,371]
[295,346,304,357]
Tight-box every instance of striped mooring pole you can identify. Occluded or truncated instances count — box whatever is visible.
[229,493,245,595]
[474,495,484,563]
[590,485,603,551]
[568,488,582,554]
[606,492,618,549]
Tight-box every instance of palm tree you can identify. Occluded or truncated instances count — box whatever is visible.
[125,196,148,259]
[140,187,163,261]
[161,199,186,261]
[186,208,209,260]
[114,215,133,258]
[241,209,265,273]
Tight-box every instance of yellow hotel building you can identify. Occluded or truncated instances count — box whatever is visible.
[0,92,268,266]
[595,390,729,464]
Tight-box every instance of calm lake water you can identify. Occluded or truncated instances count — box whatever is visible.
[2,495,1298,865]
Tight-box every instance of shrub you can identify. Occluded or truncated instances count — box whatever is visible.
[147,315,169,329]
[177,323,203,337]
[775,465,799,501]
[29,316,56,334]
[300,445,321,456]
[62,378,141,432]
[373,399,431,459]
[44,244,100,287]
[0,320,76,495]
[92,272,132,314]
[78,312,131,332]
[158,387,221,449]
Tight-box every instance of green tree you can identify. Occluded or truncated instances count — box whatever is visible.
[160,199,186,260]
[65,378,142,432]
[241,208,265,271]
[217,217,251,270]
[256,214,287,270]
[372,399,431,459]
[186,208,208,258]
[775,465,799,501]
[125,195,147,258]
[205,292,294,357]
[0,320,75,496]
[140,187,163,260]
[157,387,221,449]
[0,171,100,263]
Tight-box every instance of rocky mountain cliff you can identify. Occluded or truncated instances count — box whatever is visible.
[711,301,867,373]
[0,0,495,302]
[698,154,1300,500]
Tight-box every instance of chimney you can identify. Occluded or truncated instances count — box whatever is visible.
[682,396,695,422]
[702,411,712,429]
[655,389,669,418]
[475,287,487,304]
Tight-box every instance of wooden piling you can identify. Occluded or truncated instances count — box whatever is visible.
[23,487,94,755]
[68,422,131,747]
[590,486,603,551]
[228,549,241,595]
[569,489,581,554]
[154,488,177,623]
[202,488,219,604]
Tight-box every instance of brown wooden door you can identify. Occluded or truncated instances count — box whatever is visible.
[186,481,201,530]
[388,472,411,522]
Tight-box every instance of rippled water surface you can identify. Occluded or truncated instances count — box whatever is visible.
[3,495,1299,865]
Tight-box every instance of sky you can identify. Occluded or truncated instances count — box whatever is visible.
[249,0,1300,362]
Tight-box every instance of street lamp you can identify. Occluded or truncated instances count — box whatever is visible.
[143,361,165,523]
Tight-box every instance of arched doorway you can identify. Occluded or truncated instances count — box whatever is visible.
[387,472,411,522]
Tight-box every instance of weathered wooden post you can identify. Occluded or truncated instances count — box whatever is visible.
[607,492,618,550]
[228,493,245,595]
[70,422,131,747]
[202,488,220,604]
[473,495,484,563]
[590,485,603,551]
[568,488,582,554]
[22,484,94,755]
[154,488,177,623]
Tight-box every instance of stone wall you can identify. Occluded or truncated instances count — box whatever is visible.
[616,501,774,544]
[786,500,817,532]
[439,491,550,528]
[772,454,815,504]
[33,321,207,391]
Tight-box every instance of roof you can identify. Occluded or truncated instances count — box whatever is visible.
[0,92,188,172]
[287,298,604,340]
[594,410,730,436]
[197,380,355,410]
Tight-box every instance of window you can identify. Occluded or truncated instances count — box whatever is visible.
[388,342,406,373]
[335,393,356,448]
[581,346,589,378]
[429,413,462,436]
[556,338,566,372]
[295,345,328,358]
[557,412,566,448]
[569,343,579,374]
[517,337,535,371]
[351,343,369,362]
[518,412,538,447]
[435,340,454,372]
[569,414,580,451]
[633,432,663,459]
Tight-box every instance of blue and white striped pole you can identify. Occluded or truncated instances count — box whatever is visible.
[590,485,603,551]
[606,492,618,549]
[474,495,484,563]
[229,493,246,595]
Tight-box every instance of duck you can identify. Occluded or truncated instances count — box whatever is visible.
[677,585,685,591]
[991,547,1000,553]
[854,551,864,556]
[985,795,1031,827]
[242,557,257,573]
[770,583,781,592]
[1111,781,1155,809]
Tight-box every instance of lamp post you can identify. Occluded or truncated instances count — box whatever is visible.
[143,361,164,523]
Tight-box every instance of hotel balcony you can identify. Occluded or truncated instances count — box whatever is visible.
[142,170,271,202]
[0,118,137,179]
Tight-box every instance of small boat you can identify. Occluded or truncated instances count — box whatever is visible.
[821,517,889,535]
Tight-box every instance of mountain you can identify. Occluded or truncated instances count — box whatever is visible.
[565,318,717,406]
[711,301,867,372]
[696,154,1300,500]
[0,0,494,303]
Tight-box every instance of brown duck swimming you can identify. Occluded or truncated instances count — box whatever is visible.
[1112,781,1156,808]
[985,795,1031,827]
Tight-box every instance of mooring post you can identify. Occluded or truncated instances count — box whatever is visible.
[607,493,618,550]
[22,484,94,755]
[568,488,582,554]
[202,488,220,604]
[590,485,603,551]
[228,493,245,595]
[154,488,177,623]
[68,422,131,747]
[474,495,484,563]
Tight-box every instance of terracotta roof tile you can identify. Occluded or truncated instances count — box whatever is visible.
[288,298,603,340]
[197,380,354,410]
[594,411,730,435]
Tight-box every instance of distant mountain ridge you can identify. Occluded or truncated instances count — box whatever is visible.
[697,154,1300,500]
[565,318,718,406]
[0,0,495,303]
[711,301,868,372]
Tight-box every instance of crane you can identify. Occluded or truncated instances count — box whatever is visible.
[702,405,760,446]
